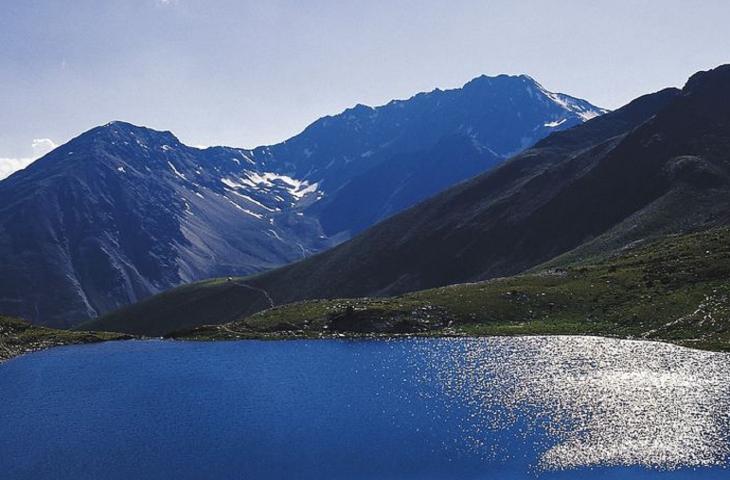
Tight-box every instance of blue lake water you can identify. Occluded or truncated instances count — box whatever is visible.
[1,336,729,479]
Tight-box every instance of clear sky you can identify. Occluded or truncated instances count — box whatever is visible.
[2,0,729,177]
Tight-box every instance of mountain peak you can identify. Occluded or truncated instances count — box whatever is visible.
[463,72,547,88]
[683,64,730,96]
[97,120,177,137]
[463,73,529,89]
[341,103,376,116]
[103,120,140,128]
[461,73,608,121]
[74,121,182,150]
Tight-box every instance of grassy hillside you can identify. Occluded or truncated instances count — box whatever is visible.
[0,316,131,362]
[175,228,730,351]
[80,277,276,336]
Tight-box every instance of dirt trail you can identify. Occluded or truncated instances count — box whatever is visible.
[232,281,275,309]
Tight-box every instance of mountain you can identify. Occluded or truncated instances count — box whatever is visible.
[253,74,603,189]
[87,65,730,336]
[282,74,607,236]
[0,74,604,327]
[0,123,332,327]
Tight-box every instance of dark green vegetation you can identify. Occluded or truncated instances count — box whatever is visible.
[88,65,730,338]
[176,228,730,352]
[0,316,131,362]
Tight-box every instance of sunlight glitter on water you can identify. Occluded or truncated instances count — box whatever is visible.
[408,336,730,471]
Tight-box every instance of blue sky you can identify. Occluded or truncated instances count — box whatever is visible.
[1,0,729,177]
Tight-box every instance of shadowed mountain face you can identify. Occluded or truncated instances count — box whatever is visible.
[0,74,604,327]
[88,65,730,336]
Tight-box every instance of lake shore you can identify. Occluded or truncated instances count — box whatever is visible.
[3,315,728,365]
[0,316,132,363]
[169,322,730,353]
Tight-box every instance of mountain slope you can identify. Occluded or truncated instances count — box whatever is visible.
[315,134,504,235]
[1,75,604,327]
[177,227,730,352]
[93,65,730,336]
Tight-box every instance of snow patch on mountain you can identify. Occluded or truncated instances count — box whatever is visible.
[227,190,278,212]
[533,81,608,121]
[168,161,187,180]
[234,171,321,199]
[544,118,568,128]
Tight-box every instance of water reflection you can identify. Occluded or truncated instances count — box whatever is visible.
[408,336,730,470]
[2,336,729,479]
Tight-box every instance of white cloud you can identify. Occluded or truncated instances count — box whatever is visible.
[0,158,35,180]
[32,138,57,157]
[0,138,57,180]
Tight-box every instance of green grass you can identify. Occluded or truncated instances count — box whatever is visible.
[0,316,132,362]
[81,276,275,336]
[179,228,730,351]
